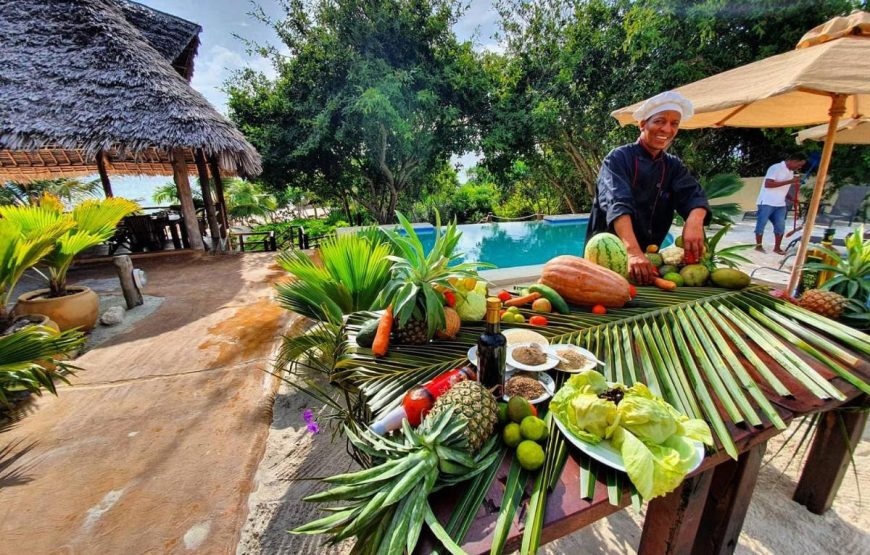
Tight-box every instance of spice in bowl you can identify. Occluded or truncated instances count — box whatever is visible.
[505,372,546,400]
[511,343,548,366]
[555,349,593,371]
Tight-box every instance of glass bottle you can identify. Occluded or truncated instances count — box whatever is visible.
[477,297,507,396]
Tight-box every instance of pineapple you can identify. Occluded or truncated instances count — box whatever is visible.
[798,289,849,319]
[293,381,499,552]
[378,211,487,344]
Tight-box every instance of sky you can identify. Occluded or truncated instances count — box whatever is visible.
[118,0,500,196]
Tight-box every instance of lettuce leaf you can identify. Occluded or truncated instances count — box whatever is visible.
[612,427,701,499]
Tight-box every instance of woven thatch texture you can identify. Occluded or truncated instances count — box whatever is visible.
[0,0,261,177]
[119,0,202,79]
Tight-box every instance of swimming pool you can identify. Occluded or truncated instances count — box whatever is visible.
[414,219,673,269]
[418,220,590,269]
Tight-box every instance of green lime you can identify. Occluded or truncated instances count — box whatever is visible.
[513,314,526,323]
[502,423,522,448]
[506,306,520,314]
[497,402,508,424]
[501,312,513,322]
[516,440,546,471]
[507,396,533,424]
[675,235,684,248]
[520,416,548,442]
[662,272,684,287]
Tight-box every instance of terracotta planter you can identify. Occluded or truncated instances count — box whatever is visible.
[2,314,60,335]
[14,286,99,332]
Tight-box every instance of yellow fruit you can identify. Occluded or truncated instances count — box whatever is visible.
[520,416,548,442]
[447,277,459,287]
[646,244,659,253]
[502,423,522,448]
[513,314,526,323]
[532,298,552,313]
[463,278,477,291]
[516,440,545,471]
[507,396,533,423]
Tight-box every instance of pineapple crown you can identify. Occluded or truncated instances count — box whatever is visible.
[376,210,492,338]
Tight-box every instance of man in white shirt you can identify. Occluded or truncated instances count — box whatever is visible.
[755,155,806,254]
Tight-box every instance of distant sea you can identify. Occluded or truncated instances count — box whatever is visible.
[87,174,172,208]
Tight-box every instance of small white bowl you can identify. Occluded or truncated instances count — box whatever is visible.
[506,343,559,372]
[548,344,602,373]
[503,369,555,404]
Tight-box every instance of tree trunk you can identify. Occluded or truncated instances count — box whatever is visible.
[207,156,229,235]
[96,150,113,198]
[194,149,223,253]
[171,148,205,251]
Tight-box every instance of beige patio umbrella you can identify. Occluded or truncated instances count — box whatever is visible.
[611,10,870,293]
[797,117,870,144]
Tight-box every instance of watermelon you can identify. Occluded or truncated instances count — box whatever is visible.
[584,232,628,277]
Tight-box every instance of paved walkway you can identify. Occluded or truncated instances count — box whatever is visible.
[0,252,299,554]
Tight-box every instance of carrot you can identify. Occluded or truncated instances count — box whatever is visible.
[653,277,678,291]
[372,305,393,357]
[503,292,542,307]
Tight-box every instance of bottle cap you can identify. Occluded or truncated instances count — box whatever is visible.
[486,297,501,309]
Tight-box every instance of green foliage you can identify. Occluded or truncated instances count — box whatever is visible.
[805,226,870,323]
[0,198,139,297]
[275,231,394,323]
[0,178,101,206]
[227,0,487,223]
[223,179,278,220]
[0,325,85,408]
[702,224,754,272]
[151,182,202,207]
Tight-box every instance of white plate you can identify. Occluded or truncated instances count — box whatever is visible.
[507,343,559,372]
[503,369,555,404]
[548,344,602,373]
[552,411,705,474]
[503,328,549,347]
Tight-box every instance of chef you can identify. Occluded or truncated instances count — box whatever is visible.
[586,91,711,284]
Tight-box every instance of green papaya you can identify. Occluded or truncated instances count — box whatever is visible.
[356,319,380,348]
[710,268,751,289]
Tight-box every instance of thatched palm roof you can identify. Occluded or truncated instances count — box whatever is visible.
[120,0,202,80]
[0,0,261,182]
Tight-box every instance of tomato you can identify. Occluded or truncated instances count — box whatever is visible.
[528,315,548,327]
[443,290,456,307]
[497,290,512,302]
[628,285,637,298]
[592,305,607,315]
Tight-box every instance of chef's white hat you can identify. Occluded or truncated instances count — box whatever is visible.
[632,91,694,122]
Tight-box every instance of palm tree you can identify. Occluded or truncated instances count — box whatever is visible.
[0,178,101,206]
[223,179,278,222]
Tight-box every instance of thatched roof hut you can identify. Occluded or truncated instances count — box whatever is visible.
[0,0,261,182]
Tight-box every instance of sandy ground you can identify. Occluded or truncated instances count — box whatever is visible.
[238,378,870,555]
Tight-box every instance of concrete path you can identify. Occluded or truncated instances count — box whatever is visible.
[0,252,299,554]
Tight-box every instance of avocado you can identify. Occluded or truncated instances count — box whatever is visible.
[356,319,380,348]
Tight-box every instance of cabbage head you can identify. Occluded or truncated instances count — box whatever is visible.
[456,291,486,321]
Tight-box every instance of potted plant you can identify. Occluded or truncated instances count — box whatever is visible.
[3,195,138,331]
[0,207,73,332]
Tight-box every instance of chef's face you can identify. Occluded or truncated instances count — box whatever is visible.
[640,110,681,152]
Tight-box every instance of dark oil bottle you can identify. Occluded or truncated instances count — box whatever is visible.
[477,297,507,396]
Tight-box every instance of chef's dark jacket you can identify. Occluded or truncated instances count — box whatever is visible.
[586,141,710,250]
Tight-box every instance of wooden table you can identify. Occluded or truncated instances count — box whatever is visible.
[421,338,869,554]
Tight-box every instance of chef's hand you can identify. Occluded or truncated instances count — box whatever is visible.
[682,210,707,264]
[628,251,656,285]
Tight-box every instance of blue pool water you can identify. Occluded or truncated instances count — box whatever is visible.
[416,219,673,269]
[418,220,589,269]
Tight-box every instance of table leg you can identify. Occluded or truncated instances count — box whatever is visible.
[793,395,868,515]
[168,223,182,250]
[178,222,190,249]
[692,441,766,555]
[638,468,714,555]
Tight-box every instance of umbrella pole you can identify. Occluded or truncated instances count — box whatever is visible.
[787,94,847,295]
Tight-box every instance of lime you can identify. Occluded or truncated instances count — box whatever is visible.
[507,396,533,423]
[502,423,522,448]
[497,402,508,424]
[516,440,546,471]
[501,312,513,322]
[675,235,684,248]
[520,416,548,442]
[506,306,520,314]
[513,314,526,323]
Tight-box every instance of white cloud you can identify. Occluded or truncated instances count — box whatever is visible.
[190,44,276,114]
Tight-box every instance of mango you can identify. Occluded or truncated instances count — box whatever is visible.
[679,264,710,287]
[711,268,751,289]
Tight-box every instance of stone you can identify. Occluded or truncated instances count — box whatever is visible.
[100,306,125,326]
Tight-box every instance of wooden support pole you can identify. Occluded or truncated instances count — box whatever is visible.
[171,148,205,251]
[96,150,113,198]
[113,255,143,309]
[194,149,224,253]
[207,156,229,236]
[787,94,847,294]
[793,396,868,514]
